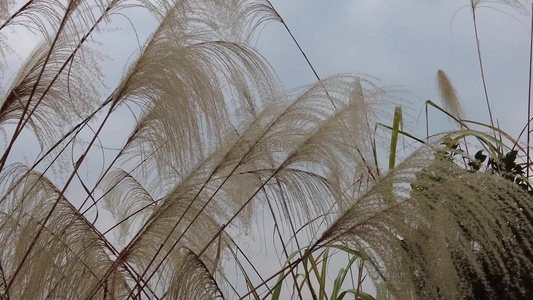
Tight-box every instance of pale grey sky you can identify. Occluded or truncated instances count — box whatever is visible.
[260,0,531,140]
[3,1,530,139]
[1,1,531,298]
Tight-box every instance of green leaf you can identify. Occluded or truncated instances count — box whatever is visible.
[330,255,358,300]
[319,248,329,300]
[336,289,376,300]
[272,248,305,300]
[326,245,367,259]
[503,150,518,172]
[475,150,487,162]
[302,255,319,300]
[307,252,326,299]
[389,106,403,170]
[271,269,285,300]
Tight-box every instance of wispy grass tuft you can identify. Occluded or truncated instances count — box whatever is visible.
[436,69,464,122]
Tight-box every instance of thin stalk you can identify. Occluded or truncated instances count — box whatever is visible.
[78,144,127,212]
[527,2,533,179]
[16,1,117,140]
[266,0,377,181]
[228,235,268,289]
[5,105,114,293]
[354,259,364,300]
[200,242,242,299]
[127,152,256,298]
[196,167,303,259]
[100,168,322,237]
[0,0,34,32]
[267,1,332,109]
[234,249,261,300]
[0,1,74,173]
[0,1,118,173]
[242,244,320,300]
[470,1,497,138]
[123,90,327,296]
[263,187,306,300]
[511,116,533,151]
[0,99,113,209]
[267,0,379,180]
[133,102,360,297]
[81,141,168,215]
[274,177,306,299]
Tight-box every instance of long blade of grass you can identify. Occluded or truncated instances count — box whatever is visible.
[389,106,403,170]
[426,99,430,141]
[462,120,526,153]
[325,245,366,259]
[526,2,533,179]
[245,275,261,300]
[319,248,330,300]
[425,100,469,128]
[307,252,328,300]
[330,255,358,300]
[336,289,376,300]
[272,248,308,300]
[271,269,285,300]
[376,124,425,145]
[302,255,319,300]
[323,244,388,283]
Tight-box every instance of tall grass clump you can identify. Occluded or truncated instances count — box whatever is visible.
[0,0,531,299]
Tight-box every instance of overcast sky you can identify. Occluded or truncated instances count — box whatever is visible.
[260,0,531,140]
[1,0,532,297]
[3,1,531,142]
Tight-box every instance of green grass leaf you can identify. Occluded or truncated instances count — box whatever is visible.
[389,106,403,170]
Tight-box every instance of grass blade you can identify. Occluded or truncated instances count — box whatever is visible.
[389,106,403,170]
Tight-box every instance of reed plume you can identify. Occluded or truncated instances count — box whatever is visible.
[437,69,464,121]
